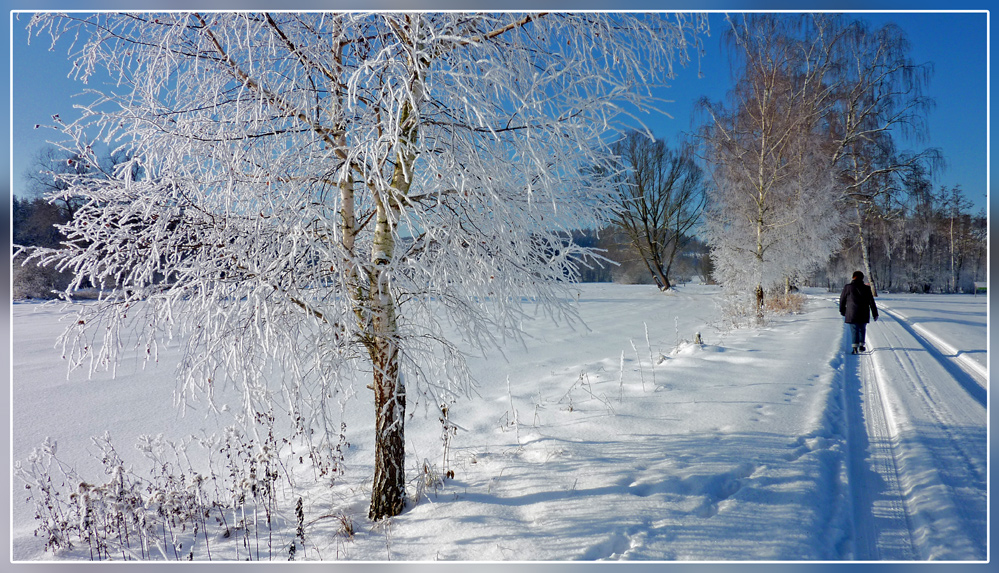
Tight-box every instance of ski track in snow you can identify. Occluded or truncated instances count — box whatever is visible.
[877,304,988,398]
[840,298,987,561]
[843,332,917,559]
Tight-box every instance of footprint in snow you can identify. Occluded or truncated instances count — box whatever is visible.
[693,462,757,518]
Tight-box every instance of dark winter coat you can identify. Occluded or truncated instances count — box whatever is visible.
[840,279,879,324]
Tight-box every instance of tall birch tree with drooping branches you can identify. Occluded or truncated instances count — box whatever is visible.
[827,19,940,296]
[701,14,840,321]
[22,12,705,520]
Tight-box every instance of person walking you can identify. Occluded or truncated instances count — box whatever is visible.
[840,271,879,354]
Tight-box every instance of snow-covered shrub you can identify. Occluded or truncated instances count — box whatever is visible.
[713,289,766,329]
[11,254,72,300]
[410,459,444,505]
[15,425,300,561]
[765,292,807,315]
[335,512,355,540]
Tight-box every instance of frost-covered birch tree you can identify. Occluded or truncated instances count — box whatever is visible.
[704,14,939,308]
[22,12,705,520]
[765,137,846,292]
[701,14,840,321]
[827,19,940,295]
[706,130,844,309]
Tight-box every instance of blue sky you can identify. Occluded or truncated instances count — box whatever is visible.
[4,4,990,215]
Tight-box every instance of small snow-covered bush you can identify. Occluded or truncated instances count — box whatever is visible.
[11,254,72,300]
[765,292,807,315]
[715,289,764,328]
[410,459,444,505]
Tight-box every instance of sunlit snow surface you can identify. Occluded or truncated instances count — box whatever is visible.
[10,284,987,561]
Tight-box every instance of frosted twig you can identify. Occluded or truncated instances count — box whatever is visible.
[618,350,625,402]
[630,339,646,392]
[644,321,656,387]
[506,376,520,445]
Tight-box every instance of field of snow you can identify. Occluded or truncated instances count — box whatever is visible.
[8,284,988,562]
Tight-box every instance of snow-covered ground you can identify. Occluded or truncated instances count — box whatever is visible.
[8,284,988,561]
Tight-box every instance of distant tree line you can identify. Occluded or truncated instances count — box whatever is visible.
[12,147,87,299]
[12,195,75,299]
[820,180,986,294]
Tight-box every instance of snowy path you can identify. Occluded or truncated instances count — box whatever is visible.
[842,302,987,560]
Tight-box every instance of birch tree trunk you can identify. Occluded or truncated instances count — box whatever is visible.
[367,293,406,519]
[366,89,419,519]
[365,196,407,520]
[855,204,877,297]
[755,181,766,322]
